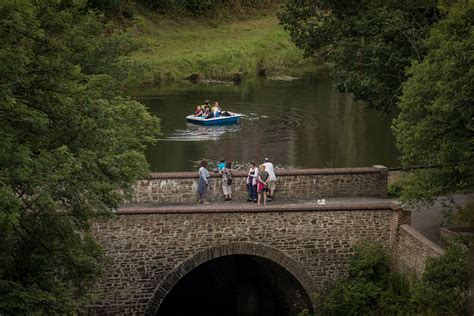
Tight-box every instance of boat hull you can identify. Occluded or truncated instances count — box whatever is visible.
[186,114,242,125]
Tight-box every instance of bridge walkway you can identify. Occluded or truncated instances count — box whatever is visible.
[118,197,399,214]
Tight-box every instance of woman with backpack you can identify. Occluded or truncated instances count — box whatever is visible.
[220,161,233,202]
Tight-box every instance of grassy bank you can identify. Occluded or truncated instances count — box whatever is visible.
[130,9,313,83]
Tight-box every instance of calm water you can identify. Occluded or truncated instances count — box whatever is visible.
[134,71,400,172]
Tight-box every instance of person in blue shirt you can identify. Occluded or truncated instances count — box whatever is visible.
[217,159,226,172]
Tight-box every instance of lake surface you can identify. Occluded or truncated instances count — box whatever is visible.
[134,71,400,172]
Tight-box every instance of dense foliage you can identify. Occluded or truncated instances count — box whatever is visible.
[278,0,436,112]
[87,0,280,15]
[319,244,410,315]
[393,1,474,203]
[414,242,471,314]
[318,242,471,315]
[280,0,473,202]
[0,0,160,314]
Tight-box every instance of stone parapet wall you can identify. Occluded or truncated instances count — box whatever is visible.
[395,224,444,276]
[132,167,388,205]
[388,206,411,256]
[90,204,401,315]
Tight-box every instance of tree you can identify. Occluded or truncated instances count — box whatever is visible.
[0,1,160,314]
[278,0,437,111]
[392,0,474,203]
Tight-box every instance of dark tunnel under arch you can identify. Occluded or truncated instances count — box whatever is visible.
[145,242,317,316]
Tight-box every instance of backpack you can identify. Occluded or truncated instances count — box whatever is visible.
[226,169,232,185]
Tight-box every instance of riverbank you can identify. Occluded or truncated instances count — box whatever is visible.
[129,8,314,84]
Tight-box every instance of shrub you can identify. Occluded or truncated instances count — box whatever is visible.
[319,243,392,315]
[413,241,471,315]
[378,273,415,315]
[454,203,474,227]
[387,183,404,198]
[348,243,390,282]
[318,242,472,315]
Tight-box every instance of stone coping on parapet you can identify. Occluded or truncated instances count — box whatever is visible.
[117,199,400,215]
[148,166,387,179]
[400,224,445,256]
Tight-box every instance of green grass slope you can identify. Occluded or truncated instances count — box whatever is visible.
[130,11,313,83]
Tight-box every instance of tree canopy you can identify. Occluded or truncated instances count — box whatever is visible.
[393,1,474,202]
[279,0,473,202]
[0,0,160,314]
[278,0,437,111]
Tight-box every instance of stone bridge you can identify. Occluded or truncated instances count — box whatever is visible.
[89,167,443,315]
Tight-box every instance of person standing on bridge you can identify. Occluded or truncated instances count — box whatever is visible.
[198,160,211,204]
[246,162,258,203]
[218,158,226,173]
[220,161,233,202]
[263,157,277,201]
[257,164,270,206]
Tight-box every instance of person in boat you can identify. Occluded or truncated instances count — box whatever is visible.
[204,101,219,119]
[214,101,232,117]
[203,106,211,118]
[205,109,214,119]
[199,100,210,117]
[211,101,221,118]
[214,101,222,112]
[203,100,210,109]
[194,105,203,116]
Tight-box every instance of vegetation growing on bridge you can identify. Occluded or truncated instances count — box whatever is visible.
[316,242,471,315]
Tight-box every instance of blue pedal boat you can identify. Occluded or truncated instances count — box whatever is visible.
[186,112,243,126]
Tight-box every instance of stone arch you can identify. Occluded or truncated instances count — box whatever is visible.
[145,242,317,316]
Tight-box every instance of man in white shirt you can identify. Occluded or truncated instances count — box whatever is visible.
[263,158,277,201]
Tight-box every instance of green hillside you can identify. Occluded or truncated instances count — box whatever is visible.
[129,10,313,83]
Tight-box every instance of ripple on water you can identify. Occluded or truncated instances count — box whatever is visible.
[162,123,241,142]
[161,101,312,142]
[236,103,307,142]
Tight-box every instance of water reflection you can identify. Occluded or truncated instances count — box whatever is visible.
[164,123,241,142]
[134,71,400,171]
